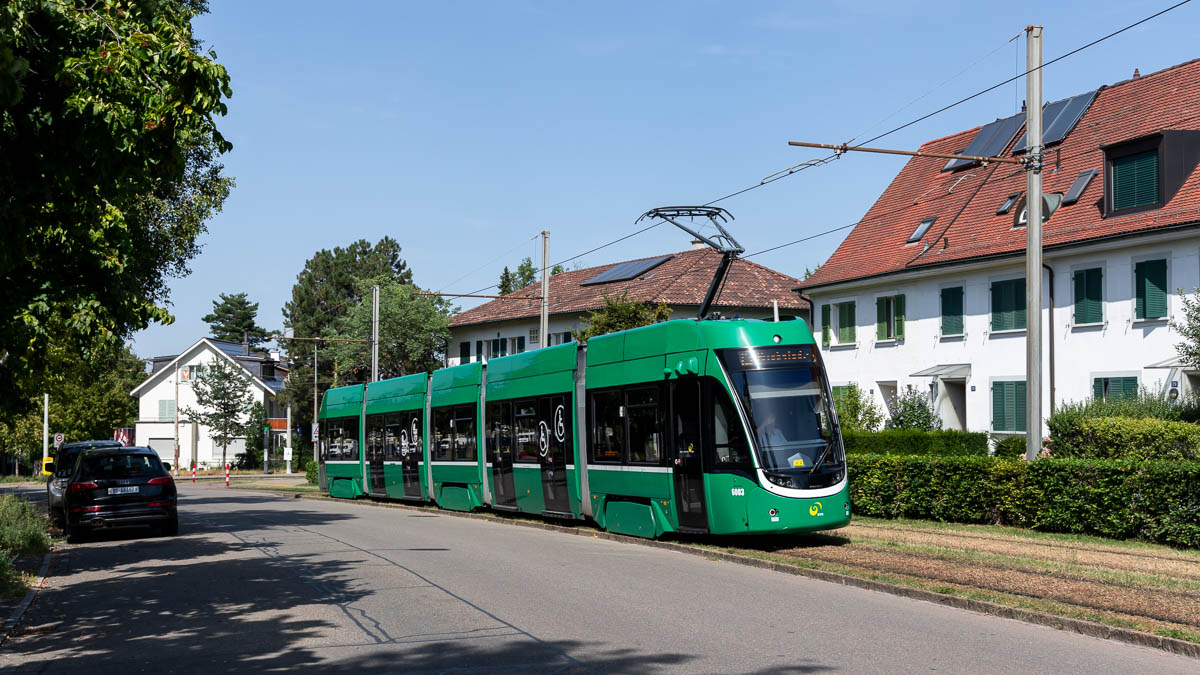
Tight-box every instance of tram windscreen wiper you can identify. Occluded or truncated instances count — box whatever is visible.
[808,441,833,474]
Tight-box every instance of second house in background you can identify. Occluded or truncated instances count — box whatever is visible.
[799,59,1200,436]
[447,245,808,365]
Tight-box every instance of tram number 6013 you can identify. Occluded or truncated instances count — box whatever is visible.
[730,487,745,497]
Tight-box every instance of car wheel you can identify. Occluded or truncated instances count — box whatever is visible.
[161,514,179,537]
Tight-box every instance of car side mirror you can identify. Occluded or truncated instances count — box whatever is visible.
[163,462,172,472]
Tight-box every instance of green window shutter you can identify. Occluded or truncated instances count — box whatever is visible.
[1112,150,1159,211]
[1119,377,1138,400]
[941,287,963,335]
[1073,271,1086,324]
[1014,381,1027,432]
[992,383,1006,431]
[1093,378,1105,400]
[1074,268,1104,324]
[895,294,906,339]
[876,298,887,340]
[821,304,831,346]
[847,302,856,342]
[1013,278,1027,330]
[1135,262,1146,319]
[991,282,1005,331]
[1143,259,1167,319]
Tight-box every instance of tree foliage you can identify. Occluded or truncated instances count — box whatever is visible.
[498,257,539,295]
[1171,288,1200,370]
[326,277,452,383]
[832,383,883,433]
[888,389,943,431]
[240,400,268,469]
[572,293,672,342]
[0,0,233,419]
[281,237,414,436]
[0,343,145,472]
[202,292,269,346]
[182,358,252,469]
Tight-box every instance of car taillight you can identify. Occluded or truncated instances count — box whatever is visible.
[148,476,174,487]
[70,482,98,493]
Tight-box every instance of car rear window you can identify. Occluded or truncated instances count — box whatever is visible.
[80,454,163,480]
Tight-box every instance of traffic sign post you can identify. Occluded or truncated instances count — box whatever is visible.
[53,433,64,449]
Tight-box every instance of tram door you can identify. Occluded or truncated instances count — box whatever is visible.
[399,411,423,499]
[671,380,707,531]
[487,402,517,509]
[367,418,386,497]
[540,395,571,515]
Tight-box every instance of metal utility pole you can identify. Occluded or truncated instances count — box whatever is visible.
[539,230,550,349]
[173,366,180,476]
[371,285,380,381]
[42,394,48,462]
[1025,25,1044,461]
[286,402,293,474]
[313,342,319,468]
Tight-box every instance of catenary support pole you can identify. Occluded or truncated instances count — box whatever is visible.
[286,402,293,474]
[173,364,180,476]
[1025,25,1044,461]
[371,285,380,381]
[540,230,550,349]
[42,394,48,463]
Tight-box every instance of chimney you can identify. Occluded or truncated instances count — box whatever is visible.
[242,330,249,356]
[1132,68,1141,80]
[691,238,706,250]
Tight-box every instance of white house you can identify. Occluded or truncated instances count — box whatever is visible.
[447,246,809,366]
[132,338,288,468]
[798,60,1200,435]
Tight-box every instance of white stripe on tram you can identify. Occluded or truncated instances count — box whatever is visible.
[584,464,673,474]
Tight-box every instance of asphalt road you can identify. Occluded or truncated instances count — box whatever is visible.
[2,483,1196,673]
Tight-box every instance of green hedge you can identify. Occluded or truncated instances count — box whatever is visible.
[842,429,989,456]
[305,459,318,485]
[848,455,1200,547]
[1049,416,1200,461]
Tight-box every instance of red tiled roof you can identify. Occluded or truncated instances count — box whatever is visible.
[799,58,1200,291]
[449,248,805,327]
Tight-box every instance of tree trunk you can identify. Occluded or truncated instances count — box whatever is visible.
[222,444,227,473]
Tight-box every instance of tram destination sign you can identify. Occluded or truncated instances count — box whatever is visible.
[732,345,817,369]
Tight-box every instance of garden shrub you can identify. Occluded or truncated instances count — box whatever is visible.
[846,455,1200,547]
[843,429,988,456]
[1050,416,1200,461]
[833,383,883,432]
[887,389,942,430]
[0,494,50,595]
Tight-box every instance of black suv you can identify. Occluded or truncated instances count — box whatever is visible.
[47,440,123,524]
[56,446,179,542]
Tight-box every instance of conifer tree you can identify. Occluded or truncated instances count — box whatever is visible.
[203,293,269,346]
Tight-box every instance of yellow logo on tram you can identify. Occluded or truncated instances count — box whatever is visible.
[809,502,823,517]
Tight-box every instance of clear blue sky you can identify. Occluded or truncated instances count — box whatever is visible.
[132,0,1200,357]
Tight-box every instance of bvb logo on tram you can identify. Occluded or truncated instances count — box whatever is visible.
[809,502,823,517]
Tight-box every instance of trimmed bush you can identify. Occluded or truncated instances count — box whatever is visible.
[305,459,318,485]
[993,435,1027,459]
[842,429,988,457]
[1050,416,1200,461]
[1050,389,1200,424]
[847,455,1200,547]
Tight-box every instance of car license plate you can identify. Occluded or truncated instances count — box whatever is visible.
[108,486,139,495]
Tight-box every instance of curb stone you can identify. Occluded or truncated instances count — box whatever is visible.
[1,551,51,646]
[257,487,1200,660]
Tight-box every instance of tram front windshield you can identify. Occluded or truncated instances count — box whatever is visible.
[720,346,844,488]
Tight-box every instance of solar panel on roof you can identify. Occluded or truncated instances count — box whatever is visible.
[580,255,673,286]
[1061,169,1098,205]
[942,113,1025,171]
[1014,90,1097,152]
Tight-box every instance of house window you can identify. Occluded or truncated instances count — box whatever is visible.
[996,193,1021,215]
[158,399,176,422]
[1134,259,1168,320]
[820,301,857,347]
[907,217,936,244]
[1111,149,1159,212]
[1093,377,1138,402]
[459,342,471,363]
[992,381,1026,432]
[875,295,905,341]
[529,328,539,346]
[990,278,1026,332]
[940,286,964,336]
[1072,268,1103,325]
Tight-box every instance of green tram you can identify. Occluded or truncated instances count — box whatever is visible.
[317,318,850,538]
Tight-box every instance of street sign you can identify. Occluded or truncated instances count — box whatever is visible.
[284,448,293,461]
[312,423,319,443]
[53,432,64,448]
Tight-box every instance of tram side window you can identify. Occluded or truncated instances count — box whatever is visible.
[432,407,453,461]
[590,390,624,463]
[487,401,513,463]
[709,385,752,469]
[324,416,360,462]
[383,415,402,461]
[514,400,539,463]
[366,414,385,460]
[453,405,477,462]
[544,395,570,462]
[402,411,423,460]
[626,387,661,464]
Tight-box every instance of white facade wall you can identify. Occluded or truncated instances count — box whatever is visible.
[134,346,270,468]
[811,231,1200,435]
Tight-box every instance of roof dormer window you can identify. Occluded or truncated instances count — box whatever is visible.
[907,217,936,244]
[1102,131,1200,217]
[996,192,1022,215]
[1014,193,1062,228]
